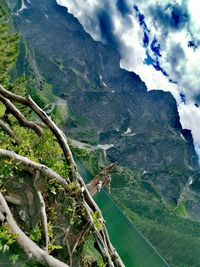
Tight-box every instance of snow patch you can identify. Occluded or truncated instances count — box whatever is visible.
[122,128,136,137]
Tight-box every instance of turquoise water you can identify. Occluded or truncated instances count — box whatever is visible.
[77,161,169,267]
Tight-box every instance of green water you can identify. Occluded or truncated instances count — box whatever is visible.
[77,161,170,267]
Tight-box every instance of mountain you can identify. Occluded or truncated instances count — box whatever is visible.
[4,0,200,266]
[0,2,126,267]
[10,0,199,202]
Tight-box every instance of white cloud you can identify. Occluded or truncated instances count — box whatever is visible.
[56,0,200,159]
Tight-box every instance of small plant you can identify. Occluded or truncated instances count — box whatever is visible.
[92,211,102,231]
[48,223,62,253]
[28,224,42,243]
[0,223,17,252]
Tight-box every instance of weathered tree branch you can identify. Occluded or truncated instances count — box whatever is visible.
[33,171,49,251]
[38,191,49,251]
[82,199,115,267]
[0,94,42,136]
[0,149,69,185]
[87,163,115,196]
[0,85,76,178]
[0,119,21,144]
[62,225,72,267]
[0,84,26,104]
[0,193,69,267]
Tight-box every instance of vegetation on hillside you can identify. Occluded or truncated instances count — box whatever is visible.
[73,146,200,267]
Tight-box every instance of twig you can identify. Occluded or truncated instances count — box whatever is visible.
[38,191,49,251]
[0,119,21,144]
[71,222,91,255]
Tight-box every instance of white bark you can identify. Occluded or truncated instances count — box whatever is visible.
[37,191,49,251]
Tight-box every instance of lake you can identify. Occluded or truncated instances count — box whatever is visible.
[77,160,170,267]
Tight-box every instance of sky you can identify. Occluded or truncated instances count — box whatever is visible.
[56,0,200,159]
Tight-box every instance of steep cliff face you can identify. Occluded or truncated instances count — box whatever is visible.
[9,0,199,204]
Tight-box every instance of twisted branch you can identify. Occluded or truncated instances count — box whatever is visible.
[0,94,42,136]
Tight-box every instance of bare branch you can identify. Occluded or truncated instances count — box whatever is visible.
[0,119,21,144]
[37,191,49,251]
[0,149,69,185]
[0,192,69,267]
[33,171,49,250]
[0,210,5,221]
[5,195,22,205]
[0,94,42,136]
[65,239,72,267]
[0,85,76,179]
[0,84,26,104]
[82,199,114,267]
[87,164,116,196]
[71,222,91,255]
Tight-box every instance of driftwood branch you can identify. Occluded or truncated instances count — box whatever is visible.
[87,164,115,196]
[0,193,69,267]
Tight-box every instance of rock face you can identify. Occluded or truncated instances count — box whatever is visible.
[10,0,199,205]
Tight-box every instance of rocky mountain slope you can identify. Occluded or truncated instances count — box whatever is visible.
[4,0,200,266]
[9,0,199,202]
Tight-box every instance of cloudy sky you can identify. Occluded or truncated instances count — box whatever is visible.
[56,0,200,159]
